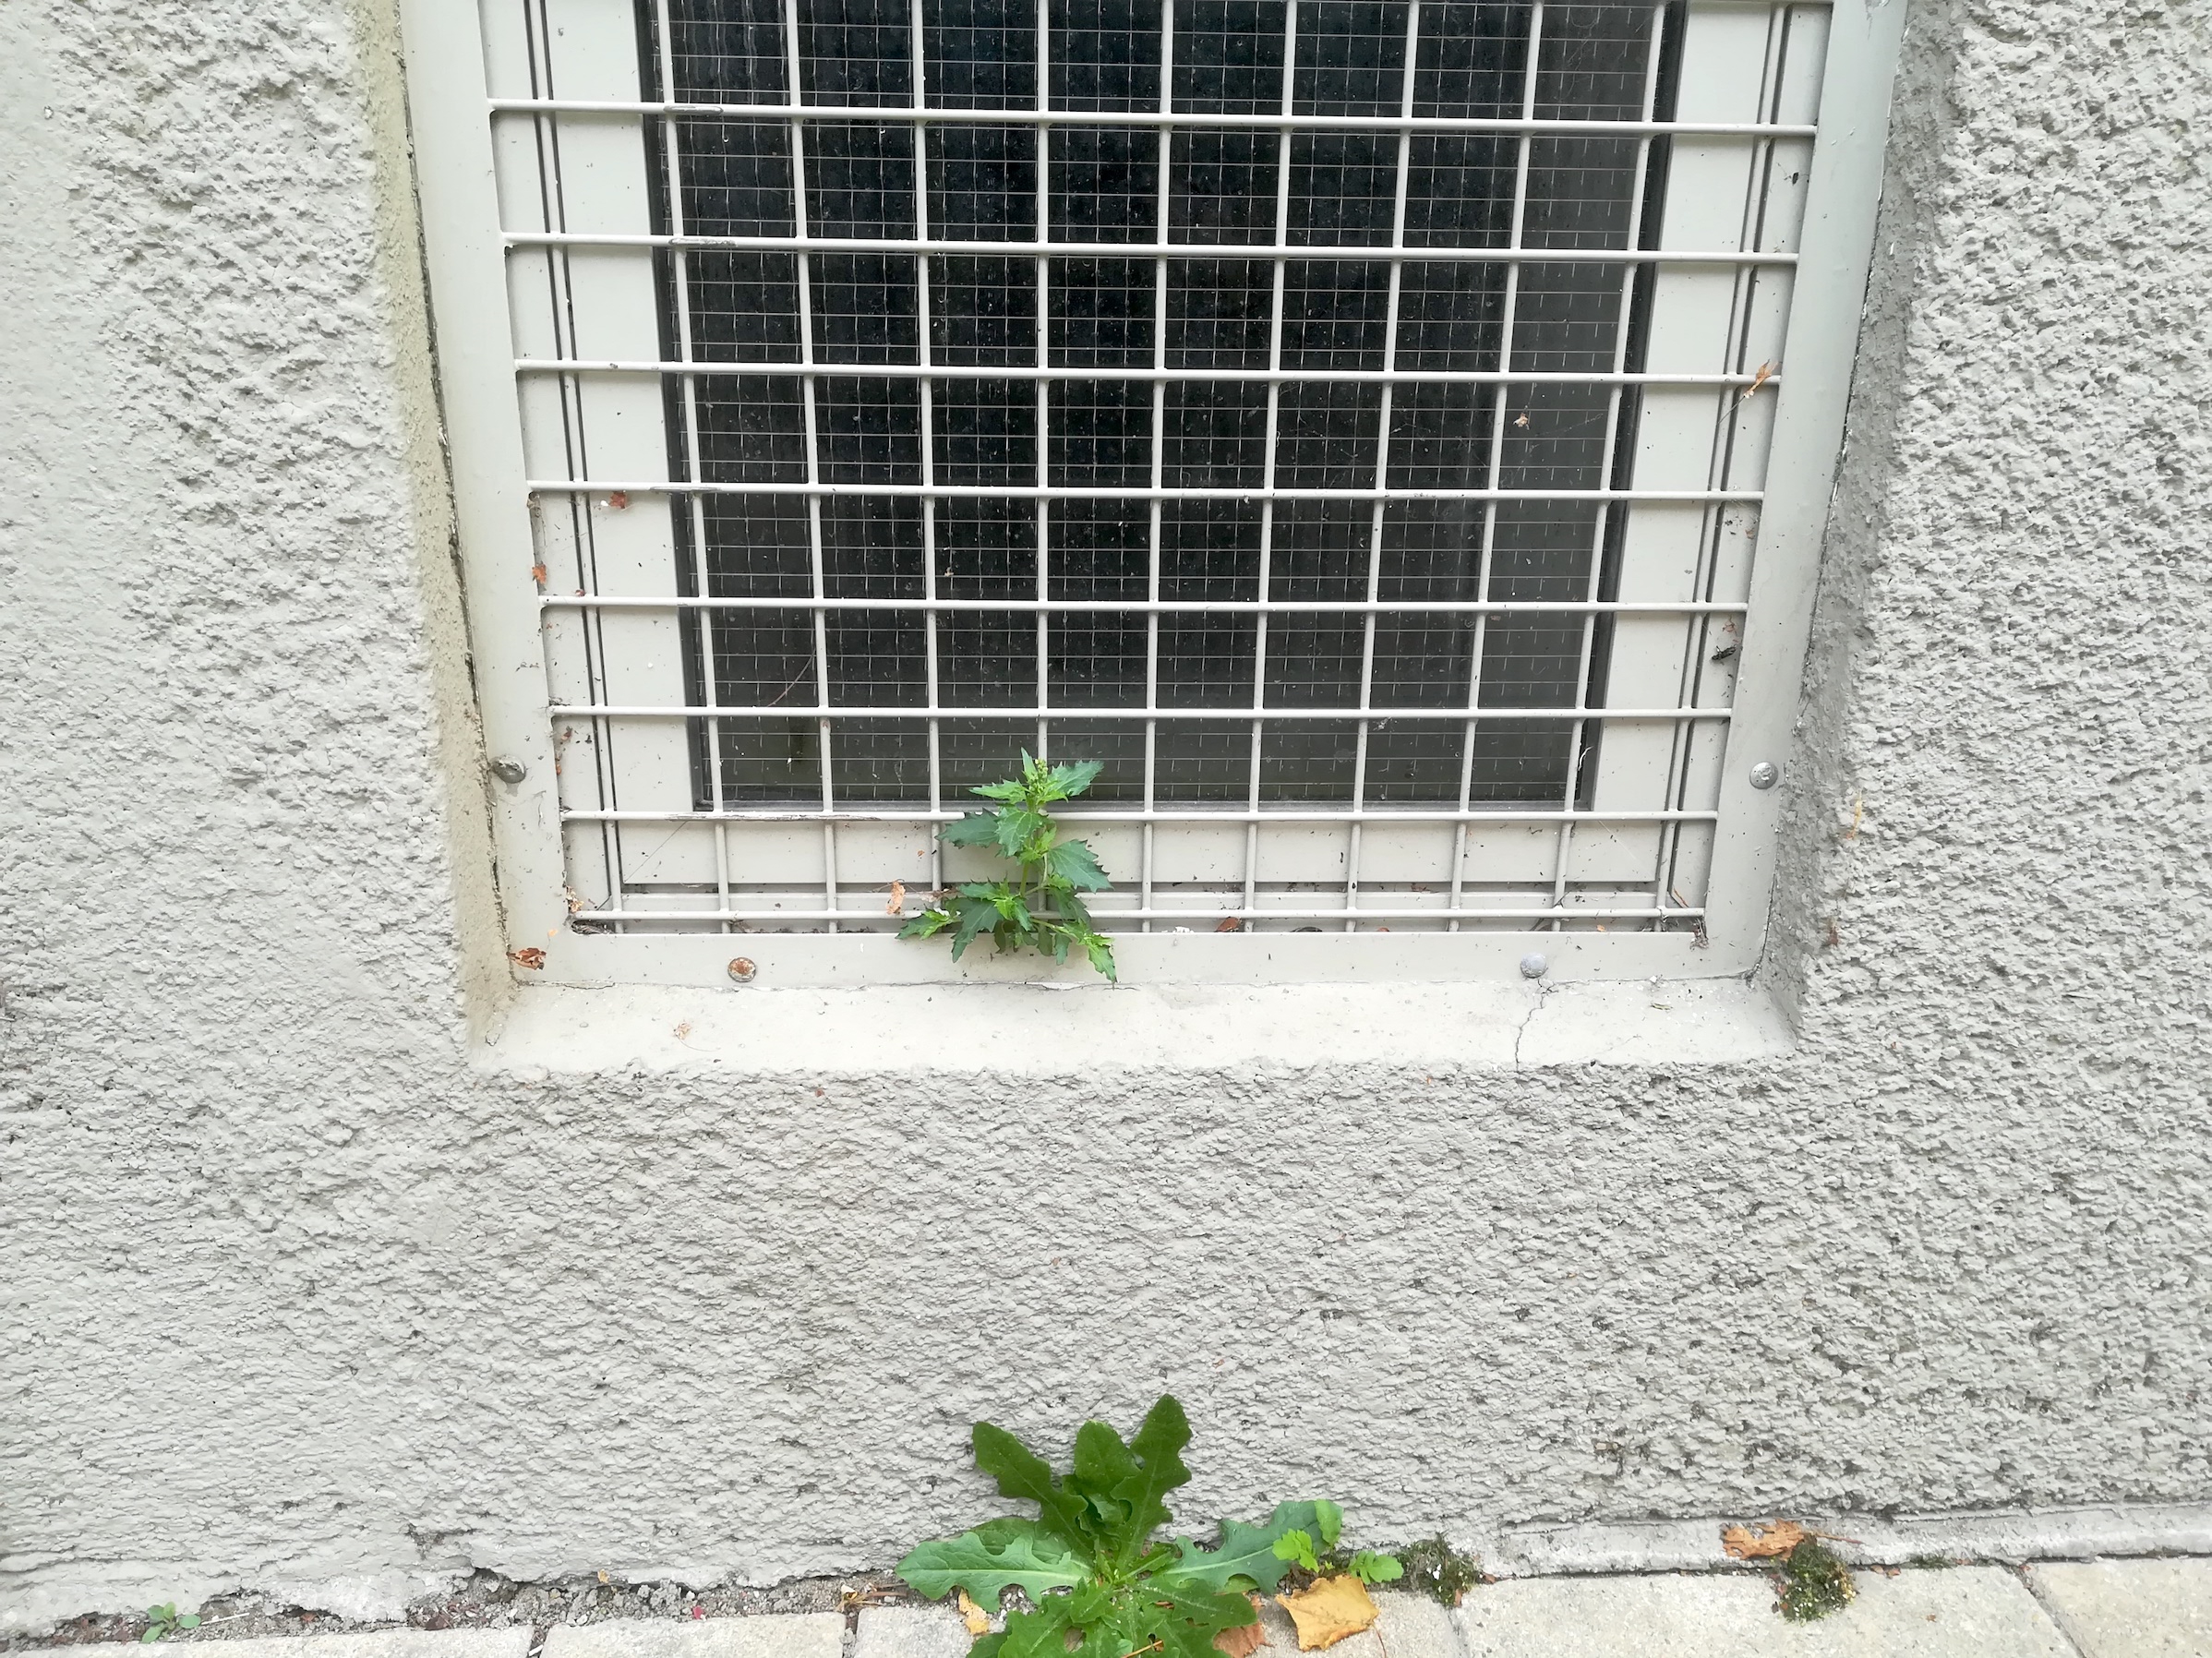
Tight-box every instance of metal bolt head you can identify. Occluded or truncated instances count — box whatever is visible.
[727,957,758,984]
[1519,952,1548,980]
[488,757,528,785]
[1749,761,1781,790]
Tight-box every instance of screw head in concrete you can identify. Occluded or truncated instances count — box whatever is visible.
[488,757,528,785]
[1749,760,1780,790]
[727,957,758,984]
[1520,953,1548,979]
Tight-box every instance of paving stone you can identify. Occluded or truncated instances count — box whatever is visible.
[2027,1558,2212,1658]
[852,1606,974,1658]
[15,1637,533,1658]
[1370,1591,1465,1658]
[1450,1568,2074,1657]
[541,1615,843,1658]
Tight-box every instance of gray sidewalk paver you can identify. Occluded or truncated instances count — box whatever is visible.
[542,1615,842,1658]
[2028,1559,2212,1658]
[17,1637,533,1658]
[1451,1568,2074,1657]
[852,1607,972,1658]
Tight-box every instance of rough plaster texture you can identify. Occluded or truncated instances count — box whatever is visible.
[4,0,2210,1635]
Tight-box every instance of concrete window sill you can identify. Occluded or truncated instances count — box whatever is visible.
[476,978,1794,1076]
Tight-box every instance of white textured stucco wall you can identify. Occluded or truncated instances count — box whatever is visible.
[4,0,2210,1632]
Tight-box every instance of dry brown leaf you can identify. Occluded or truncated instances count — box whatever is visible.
[886,879,907,915]
[1213,1616,1268,1658]
[1722,1520,1809,1560]
[1275,1577,1377,1651]
[956,1592,992,1636]
[608,490,631,510]
[508,947,547,970]
[1214,916,1243,932]
[1741,360,1775,400]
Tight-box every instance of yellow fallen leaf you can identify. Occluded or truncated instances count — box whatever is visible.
[956,1591,992,1636]
[1722,1520,1809,1560]
[1275,1576,1377,1651]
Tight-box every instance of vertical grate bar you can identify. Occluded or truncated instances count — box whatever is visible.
[1142,0,1174,934]
[1242,0,1301,930]
[1549,4,1670,926]
[781,0,840,928]
[652,0,735,931]
[914,0,944,903]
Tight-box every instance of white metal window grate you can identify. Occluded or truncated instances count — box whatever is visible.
[477,0,1835,942]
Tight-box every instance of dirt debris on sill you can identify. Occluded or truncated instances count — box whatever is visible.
[6,1570,917,1652]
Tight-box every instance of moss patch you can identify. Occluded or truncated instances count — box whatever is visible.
[1771,1540,1856,1623]
[1395,1537,1485,1607]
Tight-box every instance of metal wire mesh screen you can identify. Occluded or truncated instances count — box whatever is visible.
[501,0,1821,934]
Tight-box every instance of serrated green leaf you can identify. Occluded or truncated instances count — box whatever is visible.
[949,894,1001,960]
[1140,1573,1263,1658]
[1105,1395,1193,1568]
[971,780,1028,803]
[898,907,954,940]
[1044,837,1111,891]
[1169,1502,1328,1593]
[1000,1596,1082,1658]
[942,811,1005,847]
[996,807,1050,859]
[1313,1501,1343,1549]
[897,1517,1090,1604]
[971,1422,1097,1556]
[1086,936,1118,982]
[1272,1530,1318,1573]
[1042,760,1102,801]
[1068,1421,1143,1560]
[1349,1550,1402,1584]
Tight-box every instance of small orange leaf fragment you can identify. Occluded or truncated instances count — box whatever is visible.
[1214,916,1243,932]
[1722,1520,1809,1560]
[1213,1616,1267,1658]
[530,562,548,585]
[956,1592,992,1636]
[1275,1577,1377,1651]
[1741,360,1775,400]
[607,490,631,510]
[886,879,907,915]
[509,947,547,970]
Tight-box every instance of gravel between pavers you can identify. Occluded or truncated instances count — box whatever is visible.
[5,1573,917,1653]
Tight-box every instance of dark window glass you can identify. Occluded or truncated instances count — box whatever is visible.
[643,0,1671,807]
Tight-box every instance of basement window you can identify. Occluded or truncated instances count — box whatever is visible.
[403,0,1899,984]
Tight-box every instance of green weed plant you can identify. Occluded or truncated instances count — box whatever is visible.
[896,1396,1398,1658]
[899,754,1117,979]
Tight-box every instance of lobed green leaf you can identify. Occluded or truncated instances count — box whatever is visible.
[971,1422,1099,1558]
[897,1517,1090,1604]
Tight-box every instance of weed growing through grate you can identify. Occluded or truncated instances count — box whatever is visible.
[899,752,1118,979]
[897,1395,1400,1658]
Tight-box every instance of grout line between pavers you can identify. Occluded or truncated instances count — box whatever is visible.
[2014,1565,2096,1658]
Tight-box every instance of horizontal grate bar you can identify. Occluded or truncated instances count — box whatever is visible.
[572,904,1702,922]
[527,480,1761,502]
[541,595,1748,615]
[561,806,1720,823]
[503,230,1796,265]
[489,97,1817,138]
[550,703,1731,720]
[517,357,1779,388]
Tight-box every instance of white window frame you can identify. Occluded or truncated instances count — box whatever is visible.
[399,0,1905,990]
